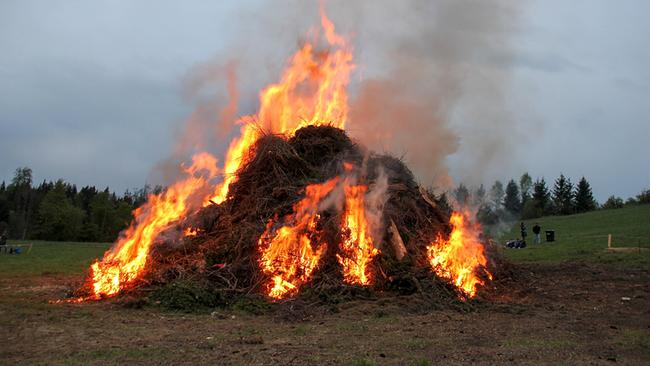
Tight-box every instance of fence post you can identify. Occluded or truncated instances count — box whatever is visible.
[608,234,612,249]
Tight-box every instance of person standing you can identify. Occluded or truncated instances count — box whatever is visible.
[532,223,541,244]
[0,230,6,254]
[520,222,527,244]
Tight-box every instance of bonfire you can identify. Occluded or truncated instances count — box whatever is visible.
[73,9,495,307]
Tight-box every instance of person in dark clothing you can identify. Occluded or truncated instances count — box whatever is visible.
[520,222,527,244]
[0,231,7,254]
[532,223,542,244]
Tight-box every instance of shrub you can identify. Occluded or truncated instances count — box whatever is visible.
[602,196,624,210]
[521,200,542,219]
[636,189,650,204]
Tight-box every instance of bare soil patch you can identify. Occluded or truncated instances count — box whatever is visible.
[1,262,648,365]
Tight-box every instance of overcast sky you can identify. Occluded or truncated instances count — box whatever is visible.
[1,0,648,202]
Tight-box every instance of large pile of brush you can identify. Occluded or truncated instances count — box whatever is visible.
[121,126,496,310]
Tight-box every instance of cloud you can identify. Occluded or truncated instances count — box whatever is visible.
[0,59,187,191]
[1,0,650,202]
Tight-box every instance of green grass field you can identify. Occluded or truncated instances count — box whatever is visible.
[494,204,650,268]
[0,240,110,276]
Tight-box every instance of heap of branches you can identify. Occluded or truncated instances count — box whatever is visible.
[138,125,492,308]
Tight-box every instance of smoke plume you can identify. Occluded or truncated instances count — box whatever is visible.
[155,0,526,190]
[341,0,525,189]
[154,60,239,184]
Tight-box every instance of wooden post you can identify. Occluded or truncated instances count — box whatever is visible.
[608,234,612,249]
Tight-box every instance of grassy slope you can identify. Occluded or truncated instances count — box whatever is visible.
[0,240,110,276]
[495,204,650,268]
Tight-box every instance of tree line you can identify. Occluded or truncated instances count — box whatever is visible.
[451,173,650,225]
[1,166,648,241]
[0,167,162,242]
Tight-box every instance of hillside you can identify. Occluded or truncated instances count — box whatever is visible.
[496,204,650,268]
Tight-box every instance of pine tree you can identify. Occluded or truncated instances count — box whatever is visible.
[552,174,574,215]
[519,173,533,205]
[477,204,499,225]
[0,181,8,225]
[504,179,522,215]
[7,167,33,239]
[454,183,470,206]
[473,184,486,207]
[490,181,505,210]
[532,178,551,215]
[78,186,98,216]
[574,177,597,213]
[436,192,453,216]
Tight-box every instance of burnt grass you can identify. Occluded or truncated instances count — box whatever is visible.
[78,125,500,312]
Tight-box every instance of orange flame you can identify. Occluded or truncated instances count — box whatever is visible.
[337,184,379,285]
[89,153,219,298]
[427,212,492,298]
[85,8,353,300]
[259,177,340,299]
[209,10,353,203]
[258,9,353,133]
[210,123,259,204]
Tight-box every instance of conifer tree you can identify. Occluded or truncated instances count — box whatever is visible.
[532,178,551,215]
[0,181,8,226]
[574,177,597,213]
[454,183,470,206]
[504,179,522,215]
[552,174,574,215]
[519,173,533,205]
[473,184,486,207]
[490,180,505,210]
[7,167,33,239]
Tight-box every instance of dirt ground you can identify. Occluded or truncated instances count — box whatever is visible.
[1,262,648,365]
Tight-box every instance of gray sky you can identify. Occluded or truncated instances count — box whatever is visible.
[1,0,648,202]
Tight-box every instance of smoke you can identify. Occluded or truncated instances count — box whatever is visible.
[183,60,239,142]
[154,0,526,191]
[153,60,239,185]
[314,161,387,215]
[339,0,526,190]
[349,79,459,189]
[315,162,389,248]
[364,166,389,244]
